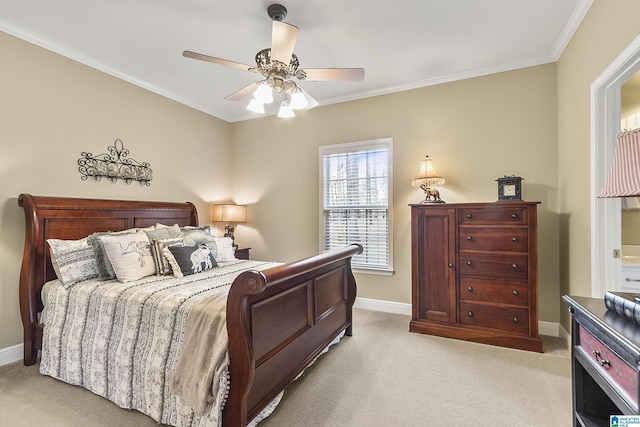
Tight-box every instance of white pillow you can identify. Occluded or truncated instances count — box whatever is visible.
[101,230,156,282]
[214,237,236,262]
[47,238,99,288]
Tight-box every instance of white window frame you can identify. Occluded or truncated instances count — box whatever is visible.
[319,138,394,275]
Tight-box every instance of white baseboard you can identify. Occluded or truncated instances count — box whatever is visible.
[0,343,23,367]
[354,297,561,337]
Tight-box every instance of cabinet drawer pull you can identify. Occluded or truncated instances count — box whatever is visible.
[512,290,519,296]
[511,264,518,269]
[512,237,518,242]
[511,214,518,219]
[466,214,472,219]
[467,286,473,292]
[625,278,640,282]
[592,350,611,368]
[467,236,473,241]
[467,261,473,266]
[512,317,519,323]
[467,311,474,318]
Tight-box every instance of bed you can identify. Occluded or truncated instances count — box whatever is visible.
[17,193,362,426]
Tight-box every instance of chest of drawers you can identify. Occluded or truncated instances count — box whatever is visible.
[410,202,542,352]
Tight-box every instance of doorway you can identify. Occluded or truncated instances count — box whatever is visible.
[591,35,640,297]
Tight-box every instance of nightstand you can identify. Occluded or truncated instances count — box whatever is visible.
[235,247,251,260]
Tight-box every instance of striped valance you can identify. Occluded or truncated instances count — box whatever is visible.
[598,128,640,197]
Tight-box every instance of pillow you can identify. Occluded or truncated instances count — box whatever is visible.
[214,237,236,262]
[88,229,139,281]
[47,238,99,288]
[101,230,156,282]
[150,236,183,275]
[163,245,218,278]
[145,224,182,241]
[182,228,217,256]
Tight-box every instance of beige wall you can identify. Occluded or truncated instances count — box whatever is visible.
[231,64,560,322]
[557,0,640,328]
[0,32,232,349]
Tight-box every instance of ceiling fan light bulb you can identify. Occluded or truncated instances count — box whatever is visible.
[254,83,274,104]
[247,97,265,114]
[290,91,308,109]
[278,101,295,118]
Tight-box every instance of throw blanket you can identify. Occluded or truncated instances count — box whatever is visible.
[41,260,278,427]
[172,292,230,416]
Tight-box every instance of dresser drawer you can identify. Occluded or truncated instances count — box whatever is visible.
[459,228,528,252]
[459,277,528,306]
[459,207,528,225]
[459,253,528,280]
[578,324,639,409]
[459,302,530,335]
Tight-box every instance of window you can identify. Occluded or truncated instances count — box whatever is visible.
[320,138,393,274]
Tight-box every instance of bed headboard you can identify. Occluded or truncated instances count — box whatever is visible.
[17,193,199,364]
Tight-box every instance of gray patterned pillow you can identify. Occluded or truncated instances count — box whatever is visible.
[163,245,217,278]
[181,228,217,256]
[145,224,182,240]
[47,238,99,288]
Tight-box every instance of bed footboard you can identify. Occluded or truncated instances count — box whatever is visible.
[224,244,362,426]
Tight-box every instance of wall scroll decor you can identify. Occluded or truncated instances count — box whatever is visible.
[78,139,153,185]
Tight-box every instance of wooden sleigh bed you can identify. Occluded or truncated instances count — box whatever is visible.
[17,193,362,426]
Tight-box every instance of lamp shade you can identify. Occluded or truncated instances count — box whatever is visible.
[411,155,446,187]
[211,204,247,223]
[598,128,640,197]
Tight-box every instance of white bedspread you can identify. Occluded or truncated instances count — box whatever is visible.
[40,260,278,427]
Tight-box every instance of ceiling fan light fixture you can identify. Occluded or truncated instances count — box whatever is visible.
[246,97,265,114]
[254,82,274,104]
[277,101,295,118]
[290,89,308,109]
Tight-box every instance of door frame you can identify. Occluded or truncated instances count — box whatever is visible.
[591,35,640,297]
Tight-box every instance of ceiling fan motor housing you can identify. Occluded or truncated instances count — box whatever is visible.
[267,4,287,21]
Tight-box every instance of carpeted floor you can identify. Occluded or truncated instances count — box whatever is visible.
[0,309,571,426]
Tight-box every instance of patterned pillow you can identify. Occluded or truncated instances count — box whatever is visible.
[87,229,139,280]
[47,238,99,288]
[145,224,182,240]
[182,228,217,256]
[101,230,156,282]
[214,237,237,262]
[151,237,183,275]
[163,245,218,278]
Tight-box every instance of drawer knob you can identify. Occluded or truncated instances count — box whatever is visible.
[512,237,518,242]
[512,264,518,269]
[467,236,473,241]
[467,286,473,292]
[512,317,519,323]
[511,214,518,219]
[466,214,472,219]
[448,263,454,268]
[512,290,519,296]
[467,261,473,266]
[467,311,474,318]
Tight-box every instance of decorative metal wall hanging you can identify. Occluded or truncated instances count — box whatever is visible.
[78,139,153,185]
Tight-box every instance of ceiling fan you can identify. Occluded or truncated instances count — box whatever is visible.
[183,3,365,117]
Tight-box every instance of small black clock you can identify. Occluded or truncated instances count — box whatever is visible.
[496,176,523,201]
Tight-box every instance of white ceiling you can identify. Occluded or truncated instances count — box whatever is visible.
[0,0,591,123]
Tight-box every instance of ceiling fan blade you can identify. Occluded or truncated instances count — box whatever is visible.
[183,50,253,71]
[300,68,365,81]
[225,81,261,101]
[271,21,299,64]
[300,87,319,110]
